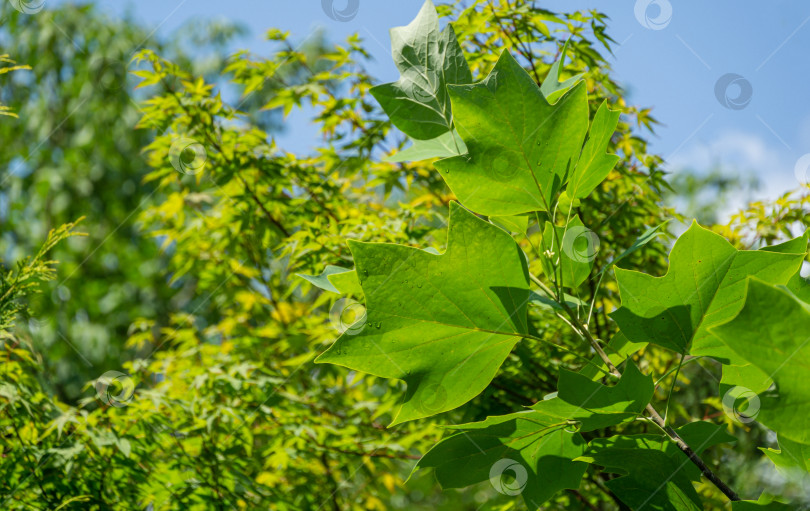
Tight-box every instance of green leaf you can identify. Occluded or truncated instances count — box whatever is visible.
[566,100,621,199]
[762,229,810,303]
[761,434,810,475]
[297,265,357,294]
[540,39,585,104]
[528,290,586,313]
[434,51,589,216]
[711,279,810,445]
[732,496,793,510]
[384,130,467,162]
[577,442,704,510]
[581,422,734,465]
[316,202,530,424]
[489,214,528,236]
[369,0,472,140]
[611,222,804,355]
[554,361,653,431]
[719,231,809,391]
[541,214,596,289]
[415,405,587,509]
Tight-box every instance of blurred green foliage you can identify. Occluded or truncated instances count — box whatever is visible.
[0,1,807,509]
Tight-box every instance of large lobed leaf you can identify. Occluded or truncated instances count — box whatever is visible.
[370,0,472,140]
[711,279,810,445]
[316,202,530,424]
[434,50,620,217]
[611,222,805,360]
[434,51,588,216]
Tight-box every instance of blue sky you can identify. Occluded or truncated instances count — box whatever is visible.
[66,0,810,208]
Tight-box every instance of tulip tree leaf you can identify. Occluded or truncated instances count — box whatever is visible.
[384,130,467,162]
[370,0,472,140]
[434,51,589,216]
[711,279,810,445]
[567,100,621,199]
[761,434,810,475]
[732,498,793,510]
[762,229,810,303]
[415,365,651,509]
[316,202,530,425]
[581,421,735,489]
[554,361,653,430]
[415,406,587,509]
[489,214,528,236]
[540,38,585,104]
[297,265,357,294]
[577,445,703,510]
[611,222,805,356]
[718,231,809,391]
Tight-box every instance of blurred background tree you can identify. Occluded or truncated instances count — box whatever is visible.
[0,0,808,509]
